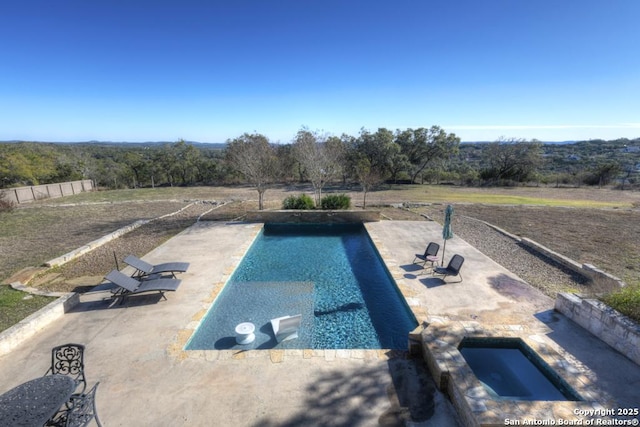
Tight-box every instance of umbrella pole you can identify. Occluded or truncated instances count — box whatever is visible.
[441,240,447,265]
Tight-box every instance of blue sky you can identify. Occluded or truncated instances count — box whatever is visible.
[1,1,639,143]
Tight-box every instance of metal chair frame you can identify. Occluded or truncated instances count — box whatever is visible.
[413,242,440,269]
[433,254,465,282]
[64,382,102,427]
[47,343,87,395]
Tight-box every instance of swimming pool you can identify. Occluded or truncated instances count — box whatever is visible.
[186,223,417,350]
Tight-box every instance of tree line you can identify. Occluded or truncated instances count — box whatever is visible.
[1,129,639,206]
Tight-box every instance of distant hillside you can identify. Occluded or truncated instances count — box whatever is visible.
[458,137,640,174]
[2,136,639,191]
[461,140,578,145]
[0,140,227,149]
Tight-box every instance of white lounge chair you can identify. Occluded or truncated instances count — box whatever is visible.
[270,314,302,342]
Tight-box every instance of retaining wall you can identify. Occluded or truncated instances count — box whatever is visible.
[45,219,150,267]
[1,180,94,204]
[244,209,381,223]
[472,217,625,291]
[555,292,640,365]
[0,293,79,357]
[520,237,625,291]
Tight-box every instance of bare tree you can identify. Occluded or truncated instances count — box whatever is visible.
[225,133,278,210]
[293,127,343,206]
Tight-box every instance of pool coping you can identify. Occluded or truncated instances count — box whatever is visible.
[169,221,427,362]
[4,219,638,426]
[420,318,620,427]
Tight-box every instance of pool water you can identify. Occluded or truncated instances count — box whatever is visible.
[186,223,417,350]
[459,338,582,401]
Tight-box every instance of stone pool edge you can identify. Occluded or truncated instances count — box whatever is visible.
[421,318,619,427]
[168,221,428,362]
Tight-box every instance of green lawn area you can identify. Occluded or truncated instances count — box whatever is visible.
[0,285,55,332]
[601,284,640,323]
[383,184,634,208]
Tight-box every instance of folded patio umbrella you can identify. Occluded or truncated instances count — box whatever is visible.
[441,204,454,264]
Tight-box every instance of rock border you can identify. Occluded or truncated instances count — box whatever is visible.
[555,293,640,365]
[0,292,79,357]
[462,215,626,290]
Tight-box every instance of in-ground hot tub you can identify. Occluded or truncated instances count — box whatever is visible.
[458,337,582,401]
[421,321,608,426]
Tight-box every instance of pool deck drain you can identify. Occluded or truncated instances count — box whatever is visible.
[0,220,638,426]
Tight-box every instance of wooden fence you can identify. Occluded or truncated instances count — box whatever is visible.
[0,180,94,204]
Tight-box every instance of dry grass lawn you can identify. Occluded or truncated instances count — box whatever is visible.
[2,184,639,287]
[1,183,639,331]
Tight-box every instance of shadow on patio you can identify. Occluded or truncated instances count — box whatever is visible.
[251,353,452,427]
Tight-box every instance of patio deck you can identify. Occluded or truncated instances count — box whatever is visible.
[0,220,637,426]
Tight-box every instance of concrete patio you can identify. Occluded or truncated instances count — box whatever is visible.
[0,220,638,426]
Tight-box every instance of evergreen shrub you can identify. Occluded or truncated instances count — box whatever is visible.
[320,194,351,210]
[282,194,315,210]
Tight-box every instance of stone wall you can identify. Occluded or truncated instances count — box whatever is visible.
[1,180,94,204]
[45,219,150,267]
[555,292,640,365]
[244,209,381,223]
[519,238,625,291]
[0,293,79,357]
[471,219,626,292]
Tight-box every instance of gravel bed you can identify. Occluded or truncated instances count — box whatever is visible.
[36,202,216,292]
[451,214,589,297]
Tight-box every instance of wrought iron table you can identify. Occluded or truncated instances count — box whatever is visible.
[0,374,75,426]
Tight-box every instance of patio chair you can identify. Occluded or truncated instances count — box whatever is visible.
[46,343,87,395]
[433,254,465,283]
[105,270,182,303]
[270,314,302,343]
[123,255,189,279]
[413,242,440,269]
[58,382,102,427]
